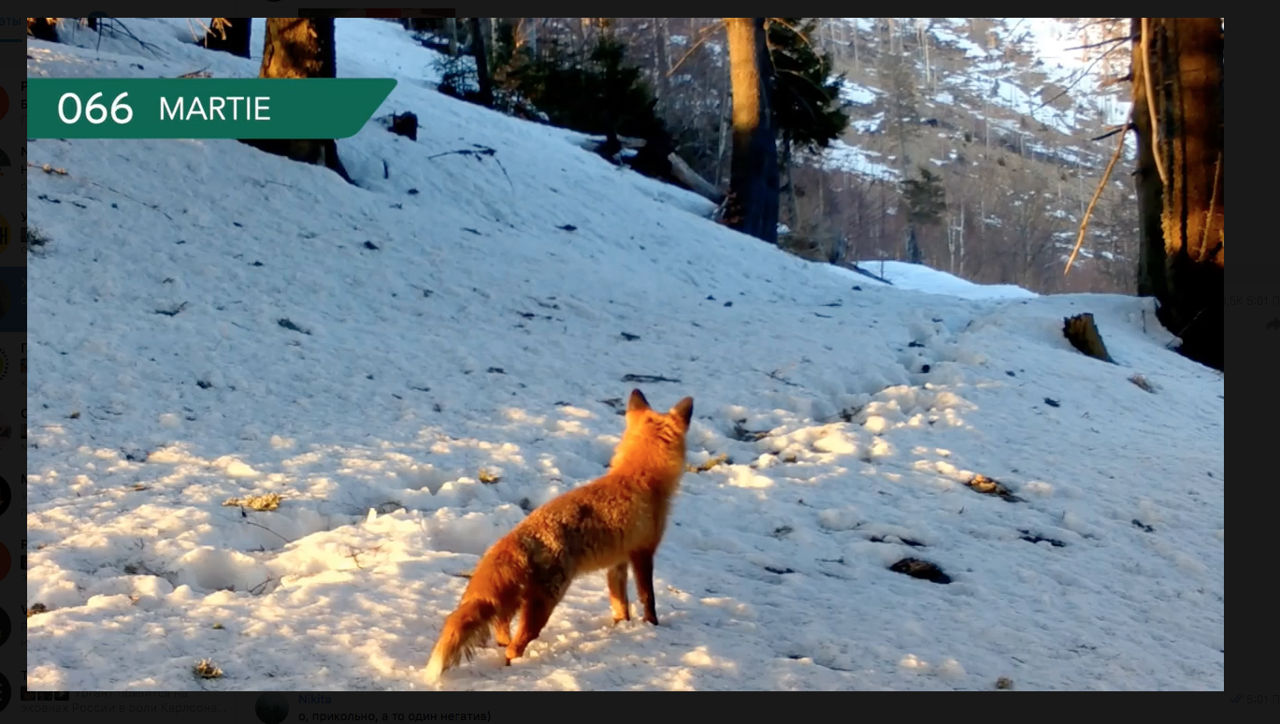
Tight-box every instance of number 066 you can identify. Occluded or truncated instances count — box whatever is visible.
[57,91,134,125]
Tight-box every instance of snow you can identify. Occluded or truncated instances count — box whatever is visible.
[850,112,884,134]
[838,79,878,106]
[924,19,1133,140]
[929,23,990,60]
[27,18,1223,692]
[841,262,1039,301]
[948,73,1078,137]
[820,139,900,181]
[1018,16,1126,127]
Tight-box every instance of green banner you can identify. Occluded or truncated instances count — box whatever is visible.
[27,78,397,139]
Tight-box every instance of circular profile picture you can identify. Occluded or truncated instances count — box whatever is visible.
[254,692,289,724]
[0,85,9,121]
[0,475,9,516]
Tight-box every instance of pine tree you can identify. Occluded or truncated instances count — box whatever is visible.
[900,167,945,264]
[767,18,850,233]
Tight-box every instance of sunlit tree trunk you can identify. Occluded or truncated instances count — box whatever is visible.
[251,18,351,182]
[1133,17,1224,369]
[725,17,779,244]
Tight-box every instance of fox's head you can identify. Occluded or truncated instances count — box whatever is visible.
[610,389,694,477]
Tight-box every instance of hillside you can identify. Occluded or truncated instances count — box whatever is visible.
[791,18,1136,295]
[25,18,1222,691]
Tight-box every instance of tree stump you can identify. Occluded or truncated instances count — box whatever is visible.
[1063,313,1114,363]
[390,112,418,141]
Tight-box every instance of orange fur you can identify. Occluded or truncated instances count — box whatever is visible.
[425,389,694,681]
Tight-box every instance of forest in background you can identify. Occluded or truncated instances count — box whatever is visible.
[30,16,1222,368]
[410,17,1141,295]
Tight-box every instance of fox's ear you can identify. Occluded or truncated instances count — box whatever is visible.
[628,389,650,413]
[670,397,694,427]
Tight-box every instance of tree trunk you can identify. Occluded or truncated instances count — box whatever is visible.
[906,225,922,264]
[1133,19,1166,299]
[714,78,731,189]
[513,17,525,53]
[204,17,251,58]
[782,134,801,233]
[852,22,859,72]
[28,18,59,41]
[250,18,351,183]
[260,17,335,79]
[1133,17,1224,370]
[652,18,670,104]
[513,17,537,56]
[849,24,860,70]
[445,17,458,56]
[667,152,724,204]
[469,17,494,108]
[725,17,779,245]
[878,182,886,252]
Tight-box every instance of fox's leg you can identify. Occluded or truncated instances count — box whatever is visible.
[493,581,521,648]
[607,562,631,623]
[506,584,564,663]
[630,549,659,625]
[493,614,512,647]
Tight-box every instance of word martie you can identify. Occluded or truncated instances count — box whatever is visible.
[29,78,397,139]
[160,95,271,122]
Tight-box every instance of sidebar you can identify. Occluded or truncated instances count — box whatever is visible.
[0,14,24,717]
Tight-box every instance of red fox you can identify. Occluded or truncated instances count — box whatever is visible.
[424,389,694,682]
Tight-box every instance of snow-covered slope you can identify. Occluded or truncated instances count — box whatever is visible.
[844,260,1038,300]
[26,19,1223,691]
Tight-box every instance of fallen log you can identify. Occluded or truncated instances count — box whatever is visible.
[666,152,724,204]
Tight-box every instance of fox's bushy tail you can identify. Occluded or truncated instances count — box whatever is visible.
[424,597,498,682]
[425,544,523,682]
